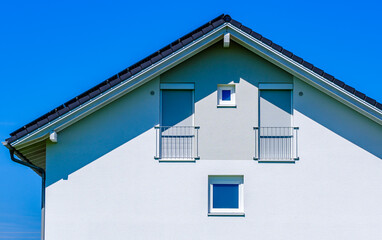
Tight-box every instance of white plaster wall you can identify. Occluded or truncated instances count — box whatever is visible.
[161,42,293,160]
[45,42,382,240]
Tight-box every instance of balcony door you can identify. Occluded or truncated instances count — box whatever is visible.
[260,90,292,127]
[161,89,193,127]
[160,89,195,159]
[259,89,293,160]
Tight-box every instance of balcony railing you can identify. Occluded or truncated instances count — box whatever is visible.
[254,127,299,161]
[155,126,200,160]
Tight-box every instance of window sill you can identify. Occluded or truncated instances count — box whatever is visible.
[208,212,245,216]
[253,157,299,163]
[156,158,198,162]
[217,104,237,108]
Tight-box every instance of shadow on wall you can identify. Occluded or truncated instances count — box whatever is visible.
[294,79,382,159]
[161,42,292,104]
[46,78,160,186]
[46,41,294,185]
[160,41,293,160]
[45,40,381,186]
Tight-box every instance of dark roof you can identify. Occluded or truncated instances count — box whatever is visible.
[6,14,382,143]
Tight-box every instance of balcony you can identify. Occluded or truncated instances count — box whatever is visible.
[254,127,299,162]
[155,126,200,161]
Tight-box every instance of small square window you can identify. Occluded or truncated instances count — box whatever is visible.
[208,176,244,216]
[213,184,238,208]
[217,85,235,107]
[221,90,231,101]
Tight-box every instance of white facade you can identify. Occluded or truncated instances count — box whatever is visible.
[39,40,382,240]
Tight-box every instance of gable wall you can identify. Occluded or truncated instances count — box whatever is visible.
[44,41,382,240]
[161,41,292,160]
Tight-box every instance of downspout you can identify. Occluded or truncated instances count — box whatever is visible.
[2,141,46,240]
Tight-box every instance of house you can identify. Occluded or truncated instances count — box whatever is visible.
[3,14,382,240]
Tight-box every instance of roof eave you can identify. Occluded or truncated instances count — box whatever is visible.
[226,24,382,124]
[9,23,229,149]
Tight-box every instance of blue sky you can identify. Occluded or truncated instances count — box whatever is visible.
[0,0,381,238]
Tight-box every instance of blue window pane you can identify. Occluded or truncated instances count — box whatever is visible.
[222,90,231,101]
[213,184,239,208]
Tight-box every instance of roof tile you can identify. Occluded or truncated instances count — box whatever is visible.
[119,71,132,81]
[160,46,173,57]
[37,118,49,127]
[140,60,152,69]
[10,126,27,136]
[250,31,262,40]
[99,82,111,92]
[240,25,252,34]
[192,31,203,40]
[171,41,183,52]
[223,15,232,22]
[26,124,38,133]
[47,111,59,121]
[302,61,313,70]
[58,106,70,115]
[67,100,80,110]
[354,90,366,99]
[344,85,355,94]
[228,19,242,28]
[260,37,272,46]
[271,43,283,52]
[130,66,142,76]
[333,78,345,88]
[365,97,376,105]
[292,55,303,64]
[323,73,334,81]
[202,24,213,34]
[79,95,90,104]
[109,75,121,86]
[212,18,225,28]
[281,49,293,58]
[312,67,324,76]
[88,87,101,98]
[181,36,193,46]
[151,53,163,64]
[6,136,17,143]
[16,129,28,138]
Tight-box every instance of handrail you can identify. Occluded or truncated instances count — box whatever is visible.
[254,127,299,161]
[155,126,200,160]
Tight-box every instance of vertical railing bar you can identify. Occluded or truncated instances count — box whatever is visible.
[172,127,174,159]
[292,127,294,160]
[281,128,283,160]
[278,127,280,160]
[159,127,162,159]
[284,127,285,160]
[266,127,268,160]
[296,128,298,159]
[271,127,273,160]
[181,127,183,159]
[281,127,283,160]
[176,127,178,159]
[285,127,287,160]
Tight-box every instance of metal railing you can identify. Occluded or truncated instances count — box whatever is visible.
[155,126,200,160]
[254,127,299,161]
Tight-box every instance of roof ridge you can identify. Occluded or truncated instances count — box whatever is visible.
[6,14,382,143]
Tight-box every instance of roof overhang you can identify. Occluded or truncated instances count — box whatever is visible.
[10,23,382,149]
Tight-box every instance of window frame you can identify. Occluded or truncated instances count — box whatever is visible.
[208,175,244,216]
[217,84,236,107]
